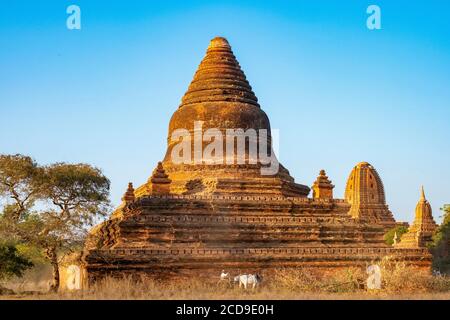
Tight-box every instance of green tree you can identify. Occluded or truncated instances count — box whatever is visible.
[0,154,42,223]
[37,163,110,291]
[0,155,111,292]
[431,204,450,273]
[384,225,409,246]
[0,154,44,248]
[0,242,33,281]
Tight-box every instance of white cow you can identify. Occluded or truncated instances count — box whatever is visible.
[234,274,262,290]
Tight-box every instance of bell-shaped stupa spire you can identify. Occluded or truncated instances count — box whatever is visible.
[179,36,259,108]
[157,37,310,197]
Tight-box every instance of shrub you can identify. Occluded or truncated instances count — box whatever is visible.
[0,242,33,281]
[384,225,408,246]
[431,205,450,273]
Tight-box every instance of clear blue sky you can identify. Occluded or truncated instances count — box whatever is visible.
[1,1,449,223]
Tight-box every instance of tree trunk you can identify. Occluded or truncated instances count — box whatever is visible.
[45,247,60,292]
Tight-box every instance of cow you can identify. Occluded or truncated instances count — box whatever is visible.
[234,274,262,290]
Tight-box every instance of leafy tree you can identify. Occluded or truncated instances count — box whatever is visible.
[0,154,42,223]
[0,155,111,292]
[0,154,44,248]
[37,163,110,291]
[384,225,409,246]
[431,205,450,273]
[0,242,33,281]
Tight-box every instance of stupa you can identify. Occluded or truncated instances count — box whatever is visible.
[312,170,334,200]
[395,187,438,248]
[78,37,435,285]
[135,36,309,198]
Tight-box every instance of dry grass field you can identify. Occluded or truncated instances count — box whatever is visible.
[1,261,450,300]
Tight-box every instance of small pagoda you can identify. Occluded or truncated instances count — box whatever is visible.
[395,187,438,248]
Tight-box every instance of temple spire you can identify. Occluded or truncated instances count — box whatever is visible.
[344,162,395,227]
[395,185,437,248]
[420,185,426,201]
[148,162,171,195]
[160,37,309,197]
[179,36,259,109]
[122,182,135,204]
[311,169,334,200]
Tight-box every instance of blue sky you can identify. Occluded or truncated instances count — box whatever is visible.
[0,1,449,223]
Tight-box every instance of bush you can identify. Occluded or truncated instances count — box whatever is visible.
[431,205,450,273]
[379,257,450,293]
[0,242,33,281]
[384,225,408,245]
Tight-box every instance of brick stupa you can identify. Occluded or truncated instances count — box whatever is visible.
[80,37,435,285]
[395,187,438,248]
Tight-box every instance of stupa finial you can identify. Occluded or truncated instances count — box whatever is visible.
[151,162,170,182]
[148,162,171,195]
[311,169,334,200]
[208,36,230,49]
[122,182,135,204]
[176,36,259,110]
[420,185,426,201]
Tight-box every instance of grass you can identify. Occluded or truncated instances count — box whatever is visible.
[1,261,450,300]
